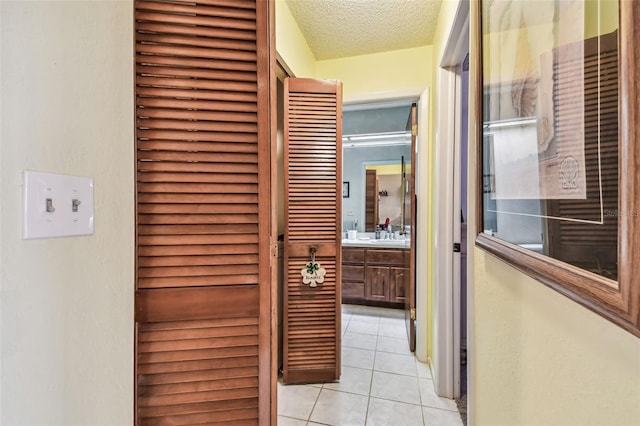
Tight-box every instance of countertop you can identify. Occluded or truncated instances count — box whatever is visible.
[341,238,410,249]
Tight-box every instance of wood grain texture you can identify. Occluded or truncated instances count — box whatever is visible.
[365,170,379,231]
[342,247,408,308]
[406,102,417,352]
[134,0,274,423]
[618,0,640,335]
[283,78,342,384]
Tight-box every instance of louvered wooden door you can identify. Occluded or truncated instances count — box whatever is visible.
[134,1,274,424]
[283,78,342,384]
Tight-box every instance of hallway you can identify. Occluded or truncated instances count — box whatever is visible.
[278,305,463,425]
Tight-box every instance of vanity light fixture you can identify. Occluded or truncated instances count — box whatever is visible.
[342,131,412,148]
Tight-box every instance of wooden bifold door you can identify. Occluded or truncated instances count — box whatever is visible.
[283,78,343,384]
[134,0,275,424]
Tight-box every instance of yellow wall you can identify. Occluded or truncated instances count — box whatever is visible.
[367,164,404,175]
[474,250,640,425]
[468,0,640,424]
[316,46,432,99]
[275,0,316,77]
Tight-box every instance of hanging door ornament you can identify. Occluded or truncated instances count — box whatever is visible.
[301,247,326,287]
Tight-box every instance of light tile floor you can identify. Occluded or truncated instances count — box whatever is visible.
[278,304,463,426]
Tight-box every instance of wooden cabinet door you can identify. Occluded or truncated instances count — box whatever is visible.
[366,267,390,302]
[283,78,342,384]
[390,267,409,304]
[134,1,275,424]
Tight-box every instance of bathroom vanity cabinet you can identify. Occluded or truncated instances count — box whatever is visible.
[342,247,409,307]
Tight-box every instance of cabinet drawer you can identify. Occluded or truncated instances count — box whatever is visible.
[343,265,365,282]
[367,249,406,266]
[342,248,365,264]
[342,281,365,299]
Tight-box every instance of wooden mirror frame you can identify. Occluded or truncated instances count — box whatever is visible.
[473,0,640,337]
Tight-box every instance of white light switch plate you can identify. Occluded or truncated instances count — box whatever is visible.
[23,171,94,239]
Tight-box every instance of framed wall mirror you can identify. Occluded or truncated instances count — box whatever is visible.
[341,103,414,234]
[475,0,640,336]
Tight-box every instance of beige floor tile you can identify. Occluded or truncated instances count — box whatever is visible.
[379,316,405,327]
[324,365,372,396]
[350,314,381,325]
[416,360,433,379]
[418,378,459,412]
[310,389,368,426]
[347,319,379,335]
[370,371,421,405]
[343,332,378,350]
[423,406,464,426]
[366,397,424,426]
[277,415,307,426]
[342,346,375,369]
[378,323,407,338]
[277,382,320,420]
[376,335,412,355]
[374,351,418,376]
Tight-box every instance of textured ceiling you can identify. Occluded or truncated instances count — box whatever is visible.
[285,0,443,60]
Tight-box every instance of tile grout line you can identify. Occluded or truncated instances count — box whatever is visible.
[363,323,380,426]
[306,381,324,424]
[415,358,427,426]
[341,305,462,424]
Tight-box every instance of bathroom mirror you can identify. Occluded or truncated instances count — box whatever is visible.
[341,103,413,233]
[363,160,410,232]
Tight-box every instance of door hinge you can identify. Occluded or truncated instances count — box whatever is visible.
[453,242,461,253]
[269,242,278,268]
[412,124,418,136]
[410,308,416,321]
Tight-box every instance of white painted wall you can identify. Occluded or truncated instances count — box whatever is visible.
[1,1,134,424]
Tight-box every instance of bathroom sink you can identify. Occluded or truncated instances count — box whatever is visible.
[369,239,409,246]
[341,238,409,248]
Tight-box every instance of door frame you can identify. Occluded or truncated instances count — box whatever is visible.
[431,0,472,402]
[343,88,429,362]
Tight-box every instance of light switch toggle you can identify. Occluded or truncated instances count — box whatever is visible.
[23,170,94,239]
[45,198,55,213]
